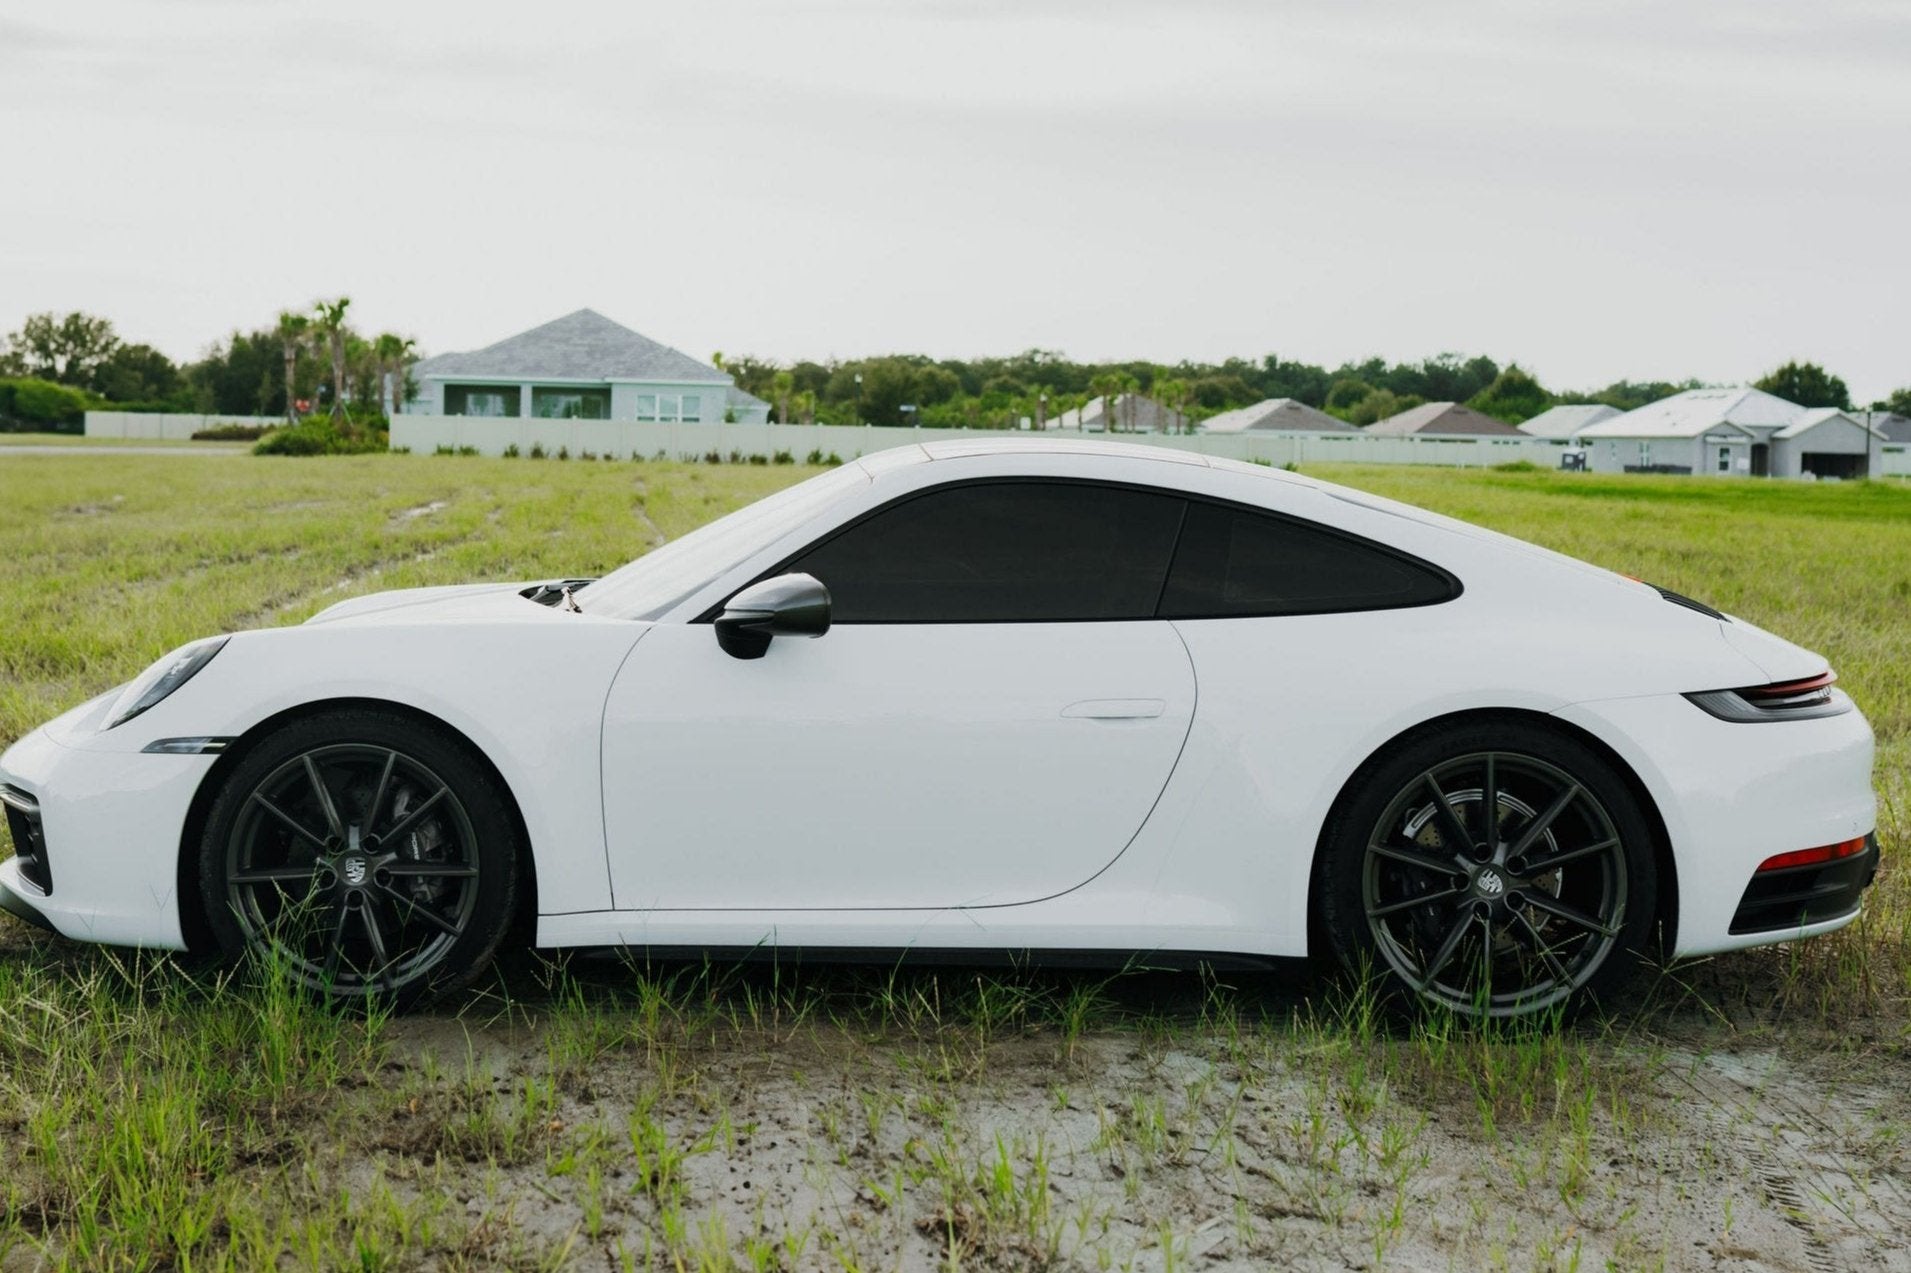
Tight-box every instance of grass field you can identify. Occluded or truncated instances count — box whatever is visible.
[0,451,1907,1270]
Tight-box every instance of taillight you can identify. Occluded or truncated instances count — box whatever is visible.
[1755,836,1870,873]
[1686,671,1851,723]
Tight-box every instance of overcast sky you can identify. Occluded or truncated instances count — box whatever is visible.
[3,0,1907,400]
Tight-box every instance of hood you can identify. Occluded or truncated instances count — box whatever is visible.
[305,582,547,627]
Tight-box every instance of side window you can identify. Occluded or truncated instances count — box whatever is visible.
[1159,501,1455,618]
[787,481,1185,623]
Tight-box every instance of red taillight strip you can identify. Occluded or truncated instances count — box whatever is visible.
[1742,671,1836,701]
[1756,836,1869,873]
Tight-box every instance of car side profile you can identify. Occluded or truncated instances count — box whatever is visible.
[0,439,1880,1016]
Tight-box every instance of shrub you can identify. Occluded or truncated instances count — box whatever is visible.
[748,453,768,465]
[556,446,570,461]
[772,450,794,465]
[703,450,722,464]
[805,448,825,465]
[824,452,843,466]
[529,442,546,459]
[253,420,388,456]
[727,449,745,465]
[503,443,521,458]
[0,377,89,431]
[191,424,270,441]
[1492,459,1544,473]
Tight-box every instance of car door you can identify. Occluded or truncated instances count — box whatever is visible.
[600,479,1198,911]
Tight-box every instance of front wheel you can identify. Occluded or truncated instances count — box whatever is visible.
[1317,720,1658,1018]
[198,709,520,1005]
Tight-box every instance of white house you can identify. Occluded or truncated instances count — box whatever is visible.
[1575,387,1881,478]
[405,309,770,425]
[1198,398,1354,433]
[1516,403,1620,440]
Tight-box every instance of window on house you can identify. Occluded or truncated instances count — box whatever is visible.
[444,385,522,417]
[1718,446,1731,473]
[636,394,658,421]
[532,387,611,419]
[682,394,701,423]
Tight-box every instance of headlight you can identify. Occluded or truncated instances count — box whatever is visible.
[104,637,230,730]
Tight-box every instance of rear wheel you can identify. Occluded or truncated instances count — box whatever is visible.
[198,709,519,1005]
[1318,720,1657,1018]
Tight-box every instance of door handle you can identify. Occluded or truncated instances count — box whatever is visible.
[1061,698,1167,720]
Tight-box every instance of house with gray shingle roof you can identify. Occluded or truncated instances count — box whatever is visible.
[1576,387,1881,478]
[406,309,770,424]
[1516,403,1620,440]
[1366,402,1524,437]
[1198,398,1353,433]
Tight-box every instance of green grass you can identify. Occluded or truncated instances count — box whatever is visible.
[0,452,1907,1268]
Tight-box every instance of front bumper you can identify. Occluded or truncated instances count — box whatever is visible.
[0,722,209,950]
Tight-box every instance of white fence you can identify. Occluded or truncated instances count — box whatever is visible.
[85,412,280,440]
[391,414,1575,469]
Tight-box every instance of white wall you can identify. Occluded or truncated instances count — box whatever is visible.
[391,415,1573,467]
[85,411,280,440]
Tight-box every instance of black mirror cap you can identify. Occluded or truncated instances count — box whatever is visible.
[715,573,832,659]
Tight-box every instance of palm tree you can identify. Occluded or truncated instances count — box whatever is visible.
[275,311,309,425]
[772,370,795,425]
[1155,377,1189,433]
[372,333,416,419]
[1120,375,1141,433]
[794,389,817,425]
[1086,373,1121,434]
[312,297,351,429]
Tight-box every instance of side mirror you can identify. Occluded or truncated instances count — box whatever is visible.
[714,573,832,660]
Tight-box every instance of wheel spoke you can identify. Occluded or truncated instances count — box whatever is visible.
[1481,753,1502,846]
[303,754,346,842]
[1519,837,1620,876]
[230,864,319,887]
[1512,908,1575,987]
[251,793,328,851]
[360,900,391,970]
[384,862,479,879]
[364,750,398,835]
[1423,773,1475,853]
[1505,782,1582,862]
[321,905,351,982]
[1367,886,1464,919]
[1370,842,1466,877]
[380,786,448,846]
[1520,889,1619,938]
[1416,908,1478,989]
[377,884,462,937]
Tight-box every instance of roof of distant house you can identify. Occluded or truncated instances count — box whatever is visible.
[1047,392,1187,432]
[1577,387,1804,440]
[1868,411,1911,443]
[1775,407,1874,440]
[1516,403,1621,439]
[1199,398,1354,433]
[412,309,730,384]
[1366,402,1524,436]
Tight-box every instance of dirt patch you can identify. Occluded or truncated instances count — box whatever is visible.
[334,1012,1911,1270]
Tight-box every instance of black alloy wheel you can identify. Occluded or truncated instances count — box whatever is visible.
[1319,720,1657,1018]
[199,709,518,1004]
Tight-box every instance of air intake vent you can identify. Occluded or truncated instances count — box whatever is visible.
[1653,586,1727,621]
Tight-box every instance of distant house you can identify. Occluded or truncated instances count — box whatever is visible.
[1517,403,1620,440]
[1047,393,1187,434]
[1199,398,1354,433]
[1366,402,1524,437]
[1575,387,1880,478]
[406,309,770,424]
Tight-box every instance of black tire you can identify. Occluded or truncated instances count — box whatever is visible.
[198,708,520,1007]
[1317,718,1657,1019]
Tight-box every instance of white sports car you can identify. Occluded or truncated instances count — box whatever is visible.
[0,440,1879,1016]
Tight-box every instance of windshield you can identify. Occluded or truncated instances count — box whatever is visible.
[583,463,872,619]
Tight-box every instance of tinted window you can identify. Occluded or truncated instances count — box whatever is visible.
[788,481,1185,622]
[1159,501,1455,617]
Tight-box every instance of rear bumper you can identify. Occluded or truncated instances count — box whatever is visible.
[1731,833,1880,936]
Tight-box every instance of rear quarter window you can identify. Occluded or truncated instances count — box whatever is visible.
[1159,500,1457,618]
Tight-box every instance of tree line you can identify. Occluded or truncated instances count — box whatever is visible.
[4,307,1907,433]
